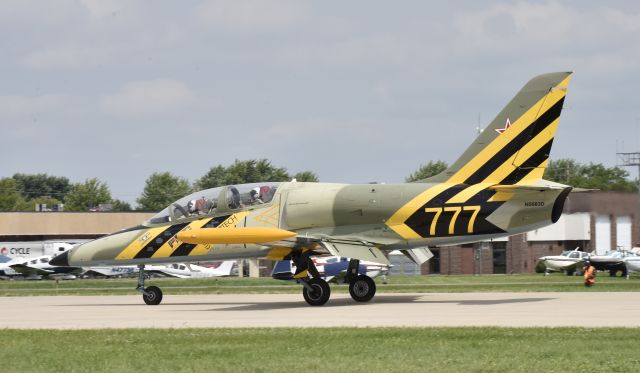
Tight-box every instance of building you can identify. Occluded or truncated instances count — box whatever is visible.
[0,212,153,259]
[421,192,639,275]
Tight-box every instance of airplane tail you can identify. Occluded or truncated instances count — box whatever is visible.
[424,72,572,186]
[213,260,234,276]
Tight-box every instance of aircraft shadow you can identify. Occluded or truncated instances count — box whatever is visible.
[192,295,556,312]
[57,296,555,311]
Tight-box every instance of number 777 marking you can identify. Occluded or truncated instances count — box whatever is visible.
[424,205,482,236]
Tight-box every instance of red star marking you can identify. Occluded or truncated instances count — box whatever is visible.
[495,117,512,135]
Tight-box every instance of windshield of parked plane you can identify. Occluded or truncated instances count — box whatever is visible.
[560,251,571,257]
[146,186,223,225]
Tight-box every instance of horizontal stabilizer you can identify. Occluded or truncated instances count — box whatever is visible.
[176,227,296,245]
[319,240,390,265]
[401,247,434,265]
[488,184,566,192]
[571,188,599,193]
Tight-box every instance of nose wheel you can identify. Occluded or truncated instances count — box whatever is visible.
[302,277,331,306]
[142,285,163,305]
[137,265,163,305]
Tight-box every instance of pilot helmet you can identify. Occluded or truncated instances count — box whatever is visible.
[251,187,260,197]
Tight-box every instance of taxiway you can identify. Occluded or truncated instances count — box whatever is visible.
[1,292,638,329]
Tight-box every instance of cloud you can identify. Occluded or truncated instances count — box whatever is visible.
[22,45,113,69]
[0,94,67,117]
[279,34,421,66]
[195,0,309,32]
[78,0,128,18]
[100,79,196,117]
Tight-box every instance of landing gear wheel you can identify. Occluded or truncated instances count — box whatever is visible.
[302,278,330,306]
[143,286,163,305]
[349,275,376,302]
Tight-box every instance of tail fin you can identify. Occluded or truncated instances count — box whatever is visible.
[213,260,234,276]
[424,72,572,185]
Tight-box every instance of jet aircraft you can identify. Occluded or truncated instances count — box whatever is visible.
[51,72,574,306]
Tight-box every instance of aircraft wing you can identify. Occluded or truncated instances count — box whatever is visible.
[9,264,52,276]
[145,268,190,278]
[318,240,390,265]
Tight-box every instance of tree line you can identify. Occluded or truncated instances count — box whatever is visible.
[0,160,318,212]
[0,158,636,212]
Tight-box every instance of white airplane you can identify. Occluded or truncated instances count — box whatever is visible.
[7,255,83,279]
[619,248,640,278]
[589,250,630,277]
[0,255,20,278]
[83,266,139,278]
[538,248,589,275]
[273,256,390,283]
[145,261,235,278]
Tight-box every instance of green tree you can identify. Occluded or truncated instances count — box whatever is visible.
[0,178,26,211]
[137,172,191,211]
[544,159,637,191]
[22,196,63,211]
[195,159,291,189]
[12,173,71,201]
[406,161,448,182]
[292,171,319,182]
[111,199,133,211]
[64,178,113,211]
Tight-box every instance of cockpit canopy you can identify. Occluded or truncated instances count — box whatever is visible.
[145,182,280,225]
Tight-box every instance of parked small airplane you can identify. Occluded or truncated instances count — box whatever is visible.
[51,72,574,306]
[0,255,20,278]
[145,261,235,278]
[9,255,82,280]
[272,256,390,282]
[589,251,630,277]
[83,265,138,278]
[538,248,588,275]
[623,254,640,278]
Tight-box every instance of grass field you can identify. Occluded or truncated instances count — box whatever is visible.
[1,328,639,372]
[1,273,639,296]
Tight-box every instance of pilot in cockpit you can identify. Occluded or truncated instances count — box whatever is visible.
[228,187,244,209]
[249,187,264,205]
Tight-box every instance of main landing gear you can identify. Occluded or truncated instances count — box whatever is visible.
[137,265,163,305]
[293,254,376,306]
[345,259,376,302]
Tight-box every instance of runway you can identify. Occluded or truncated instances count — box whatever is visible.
[1,292,638,329]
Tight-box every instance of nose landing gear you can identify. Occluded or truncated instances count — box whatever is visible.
[301,277,331,306]
[137,265,163,305]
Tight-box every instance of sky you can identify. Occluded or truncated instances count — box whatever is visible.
[1,0,639,204]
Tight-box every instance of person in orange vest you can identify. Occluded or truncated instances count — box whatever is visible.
[583,261,596,287]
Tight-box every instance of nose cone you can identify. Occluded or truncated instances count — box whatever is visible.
[49,251,70,266]
[64,227,148,266]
